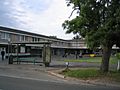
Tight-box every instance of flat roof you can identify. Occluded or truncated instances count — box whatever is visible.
[11,41,51,44]
[0,26,68,41]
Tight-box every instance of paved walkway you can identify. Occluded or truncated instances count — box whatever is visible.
[0,56,118,70]
[0,57,120,88]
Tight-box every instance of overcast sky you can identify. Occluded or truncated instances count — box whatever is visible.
[0,0,76,39]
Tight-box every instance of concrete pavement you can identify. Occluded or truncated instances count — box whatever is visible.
[0,58,69,84]
[0,57,120,88]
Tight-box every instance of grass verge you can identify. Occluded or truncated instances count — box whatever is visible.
[64,57,118,64]
[60,68,120,82]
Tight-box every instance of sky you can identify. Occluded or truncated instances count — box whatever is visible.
[0,0,76,39]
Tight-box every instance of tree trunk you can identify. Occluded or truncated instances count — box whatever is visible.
[100,46,112,72]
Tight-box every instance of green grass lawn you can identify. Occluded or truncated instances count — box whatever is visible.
[63,56,120,82]
[64,56,118,64]
[60,68,120,82]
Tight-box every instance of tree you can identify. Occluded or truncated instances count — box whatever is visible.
[62,0,120,72]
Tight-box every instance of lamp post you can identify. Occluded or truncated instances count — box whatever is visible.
[8,38,14,64]
[7,39,10,60]
[75,35,78,59]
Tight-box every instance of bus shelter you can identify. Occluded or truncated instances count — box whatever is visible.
[8,41,51,67]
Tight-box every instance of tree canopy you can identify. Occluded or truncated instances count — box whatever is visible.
[63,0,120,49]
[63,0,120,72]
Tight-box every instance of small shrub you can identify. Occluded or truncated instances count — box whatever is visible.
[116,53,120,59]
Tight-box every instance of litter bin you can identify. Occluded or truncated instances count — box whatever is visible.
[44,62,50,67]
[9,55,13,64]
